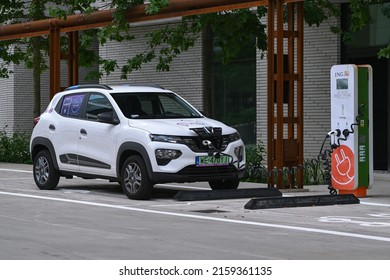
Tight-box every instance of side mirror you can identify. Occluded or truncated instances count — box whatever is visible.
[97,111,120,125]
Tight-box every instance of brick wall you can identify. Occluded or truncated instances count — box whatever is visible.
[0,62,15,134]
[99,20,204,111]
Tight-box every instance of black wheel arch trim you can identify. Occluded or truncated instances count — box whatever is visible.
[31,137,59,170]
[117,142,154,181]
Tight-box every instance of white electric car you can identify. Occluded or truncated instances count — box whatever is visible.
[30,84,246,199]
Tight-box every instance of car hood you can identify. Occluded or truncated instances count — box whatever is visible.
[128,118,237,136]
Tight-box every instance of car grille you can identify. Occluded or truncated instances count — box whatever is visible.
[177,165,237,176]
[181,134,235,152]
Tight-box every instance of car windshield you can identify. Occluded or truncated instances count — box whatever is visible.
[111,92,202,119]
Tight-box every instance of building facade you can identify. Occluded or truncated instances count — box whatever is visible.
[1,3,389,170]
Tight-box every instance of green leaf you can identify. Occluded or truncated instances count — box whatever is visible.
[378,45,390,59]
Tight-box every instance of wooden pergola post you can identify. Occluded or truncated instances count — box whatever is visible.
[49,24,61,99]
[267,0,304,189]
[67,31,79,87]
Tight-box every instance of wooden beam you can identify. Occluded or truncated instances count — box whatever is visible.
[297,1,304,187]
[0,0,271,41]
[267,0,275,187]
[276,0,284,187]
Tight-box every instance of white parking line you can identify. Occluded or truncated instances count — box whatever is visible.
[360,201,390,207]
[0,190,390,243]
[0,168,32,173]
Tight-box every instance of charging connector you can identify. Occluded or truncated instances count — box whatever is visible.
[327,129,341,137]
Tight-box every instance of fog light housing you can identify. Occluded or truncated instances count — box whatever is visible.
[234,146,244,162]
[155,149,182,159]
[155,149,182,166]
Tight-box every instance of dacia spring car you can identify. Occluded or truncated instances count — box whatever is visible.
[30,84,246,199]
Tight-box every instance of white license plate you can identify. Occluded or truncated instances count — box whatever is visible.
[195,155,231,167]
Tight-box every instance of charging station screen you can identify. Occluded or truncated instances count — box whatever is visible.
[336,78,348,90]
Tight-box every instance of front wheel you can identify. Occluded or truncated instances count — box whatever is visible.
[121,155,153,200]
[209,178,240,190]
[33,150,60,190]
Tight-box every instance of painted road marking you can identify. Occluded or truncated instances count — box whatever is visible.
[0,190,389,243]
[0,168,32,173]
[319,214,390,227]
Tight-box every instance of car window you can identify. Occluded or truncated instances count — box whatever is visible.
[158,94,190,116]
[86,93,113,121]
[57,93,86,118]
[112,92,201,119]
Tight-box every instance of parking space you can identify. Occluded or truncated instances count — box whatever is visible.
[0,163,389,259]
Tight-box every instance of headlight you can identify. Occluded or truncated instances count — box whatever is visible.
[229,132,241,142]
[150,134,182,144]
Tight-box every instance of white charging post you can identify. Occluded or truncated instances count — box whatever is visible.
[330,64,373,197]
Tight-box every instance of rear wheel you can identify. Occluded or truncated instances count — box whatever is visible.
[209,178,240,190]
[121,155,153,200]
[33,150,60,190]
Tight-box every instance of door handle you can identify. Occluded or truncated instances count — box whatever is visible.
[80,128,87,136]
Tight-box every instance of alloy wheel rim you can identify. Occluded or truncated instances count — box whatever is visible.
[35,156,49,185]
[124,163,142,194]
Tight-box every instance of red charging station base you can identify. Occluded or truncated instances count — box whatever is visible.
[339,188,367,198]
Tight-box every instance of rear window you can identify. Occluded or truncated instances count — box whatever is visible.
[56,93,86,118]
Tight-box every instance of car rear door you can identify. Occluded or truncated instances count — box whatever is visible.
[55,93,87,172]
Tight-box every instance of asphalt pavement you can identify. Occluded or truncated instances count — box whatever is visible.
[0,162,389,260]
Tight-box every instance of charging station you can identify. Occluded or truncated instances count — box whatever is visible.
[330,64,373,197]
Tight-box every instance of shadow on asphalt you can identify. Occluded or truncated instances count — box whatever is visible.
[56,183,182,199]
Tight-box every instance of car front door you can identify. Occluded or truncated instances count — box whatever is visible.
[77,93,120,177]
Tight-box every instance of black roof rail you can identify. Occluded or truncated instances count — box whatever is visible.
[121,84,165,90]
[64,84,113,91]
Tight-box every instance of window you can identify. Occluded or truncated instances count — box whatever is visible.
[211,35,257,144]
[86,93,113,120]
[346,2,390,49]
[112,93,201,119]
[57,94,86,118]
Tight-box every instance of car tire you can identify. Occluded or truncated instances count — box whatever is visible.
[121,155,153,200]
[33,150,60,190]
[209,178,240,190]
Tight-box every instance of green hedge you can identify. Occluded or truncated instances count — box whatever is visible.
[0,130,32,164]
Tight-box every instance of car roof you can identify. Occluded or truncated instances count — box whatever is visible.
[63,84,172,94]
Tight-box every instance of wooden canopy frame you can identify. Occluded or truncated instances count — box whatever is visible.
[0,0,304,189]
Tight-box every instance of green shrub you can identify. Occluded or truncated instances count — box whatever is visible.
[0,129,32,164]
[242,142,326,185]
[303,159,326,185]
[242,142,268,183]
